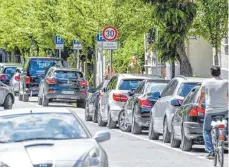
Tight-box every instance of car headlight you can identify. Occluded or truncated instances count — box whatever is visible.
[0,161,9,167]
[81,148,101,167]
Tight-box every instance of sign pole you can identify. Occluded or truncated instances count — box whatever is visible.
[59,49,61,58]
[77,49,80,69]
[74,49,76,68]
[109,50,112,80]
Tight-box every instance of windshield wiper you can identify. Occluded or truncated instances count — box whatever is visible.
[14,137,59,142]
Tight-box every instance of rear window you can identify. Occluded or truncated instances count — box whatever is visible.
[28,59,63,76]
[119,80,142,90]
[145,83,167,94]
[54,71,82,79]
[178,83,197,97]
[3,67,17,74]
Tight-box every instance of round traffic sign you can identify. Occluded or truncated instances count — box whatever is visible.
[102,26,118,41]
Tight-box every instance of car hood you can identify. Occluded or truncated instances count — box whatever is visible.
[0,139,98,167]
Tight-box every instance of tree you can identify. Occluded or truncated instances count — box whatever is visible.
[192,0,228,65]
[145,0,197,76]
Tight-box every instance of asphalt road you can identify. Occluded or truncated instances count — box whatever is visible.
[10,96,229,167]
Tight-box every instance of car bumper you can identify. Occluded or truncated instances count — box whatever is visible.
[110,110,122,122]
[135,108,151,127]
[13,82,20,92]
[24,87,39,96]
[46,92,87,102]
[184,122,203,140]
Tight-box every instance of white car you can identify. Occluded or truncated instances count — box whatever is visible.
[9,68,22,95]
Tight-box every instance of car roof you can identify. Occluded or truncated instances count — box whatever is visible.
[175,76,206,83]
[28,57,64,60]
[51,67,81,72]
[2,65,18,68]
[116,74,162,80]
[0,108,71,117]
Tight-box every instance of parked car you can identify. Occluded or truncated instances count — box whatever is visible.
[9,67,22,95]
[170,84,206,151]
[98,74,162,128]
[38,67,88,107]
[0,65,19,85]
[18,57,67,102]
[0,81,15,109]
[148,76,206,143]
[85,80,110,123]
[119,79,169,134]
[0,108,110,167]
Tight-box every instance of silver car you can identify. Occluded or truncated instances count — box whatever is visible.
[98,74,163,129]
[0,81,14,109]
[9,67,22,94]
[0,108,110,167]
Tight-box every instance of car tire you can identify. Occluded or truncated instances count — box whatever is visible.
[180,126,192,151]
[85,103,92,121]
[3,94,13,109]
[18,93,23,101]
[42,93,49,106]
[131,114,142,134]
[148,115,159,140]
[38,96,42,105]
[77,100,86,108]
[22,94,29,102]
[92,109,98,123]
[118,110,131,132]
[162,118,171,143]
[97,106,107,126]
[107,109,116,129]
[170,124,181,148]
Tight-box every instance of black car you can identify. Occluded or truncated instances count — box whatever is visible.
[118,79,169,134]
[85,80,110,123]
[0,66,18,85]
[170,84,206,151]
[18,57,67,102]
[38,67,88,108]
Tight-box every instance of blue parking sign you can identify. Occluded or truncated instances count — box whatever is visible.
[55,36,64,44]
[96,33,106,42]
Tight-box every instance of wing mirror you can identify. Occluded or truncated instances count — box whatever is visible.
[171,99,181,107]
[128,89,135,96]
[88,88,96,93]
[152,92,161,99]
[93,131,111,143]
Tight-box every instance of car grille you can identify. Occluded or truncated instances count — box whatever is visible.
[33,163,53,167]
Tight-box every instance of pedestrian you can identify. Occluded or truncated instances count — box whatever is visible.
[104,64,115,80]
[198,65,228,159]
[127,56,141,74]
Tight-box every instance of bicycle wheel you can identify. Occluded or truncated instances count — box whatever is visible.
[212,128,218,167]
[218,141,224,167]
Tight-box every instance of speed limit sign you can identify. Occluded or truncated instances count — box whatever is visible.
[102,26,118,41]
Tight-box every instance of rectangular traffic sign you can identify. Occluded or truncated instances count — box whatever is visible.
[73,40,82,50]
[55,36,64,49]
[102,41,118,50]
[96,33,106,42]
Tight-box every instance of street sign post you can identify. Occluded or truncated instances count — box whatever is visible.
[55,36,64,58]
[73,40,82,69]
[102,26,118,79]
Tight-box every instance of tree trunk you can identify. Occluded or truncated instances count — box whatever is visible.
[171,61,175,78]
[176,42,193,77]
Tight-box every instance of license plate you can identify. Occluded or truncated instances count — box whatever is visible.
[62,91,74,94]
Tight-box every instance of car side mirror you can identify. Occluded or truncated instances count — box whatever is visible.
[128,89,135,96]
[152,92,161,99]
[88,88,96,93]
[171,99,181,107]
[93,131,111,143]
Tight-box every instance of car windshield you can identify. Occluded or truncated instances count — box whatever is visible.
[3,67,17,74]
[178,83,198,97]
[119,80,142,90]
[0,113,89,143]
[145,83,167,94]
[54,71,80,79]
[28,59,63,76]
[102,80,110,89]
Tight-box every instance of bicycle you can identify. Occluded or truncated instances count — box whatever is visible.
[211,115,228,167]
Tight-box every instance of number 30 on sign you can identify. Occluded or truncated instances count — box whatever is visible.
[102,26,118,41]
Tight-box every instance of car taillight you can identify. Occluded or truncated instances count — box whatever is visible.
[0,74,6,80]
[15,75,20,81]
[189,106,205,116]
[139,99,151,108]
[25,76,30,84]
[112,93,128,102]
[46,78,57,85]
[81,91,87,95]
[80,80,88,87]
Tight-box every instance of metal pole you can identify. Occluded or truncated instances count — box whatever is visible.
[110,50,112,80]
[77,49,80,69]
[73,49,76,68]
[59,49,61,58]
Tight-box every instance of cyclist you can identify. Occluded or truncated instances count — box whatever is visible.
[198,65,228,159]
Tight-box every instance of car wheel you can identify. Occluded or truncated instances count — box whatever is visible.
[3,94,13,109]
[18,93,23,101]
[162,118,171,143]
[118,110,131,132]
[97,106,107,126]
[131,113,142,134]
[77,100,86,108]
[148,115,159,140]
[38,96,42,105]
[85,103,92,121]
[107,109,116,129]
[170,124,181,148]
[22,94,29,102]
[180,126,192,151]
[42,93,49,106]
[92,109,98,123]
